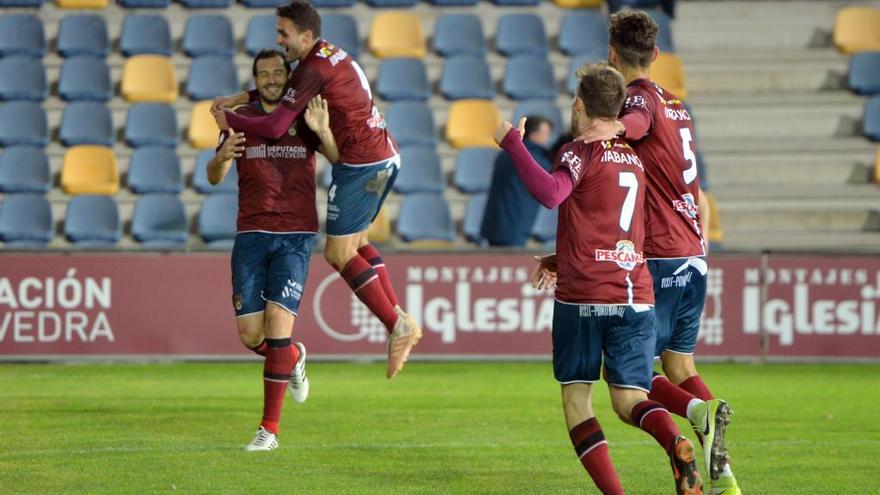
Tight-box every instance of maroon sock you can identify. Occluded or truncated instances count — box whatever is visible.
[340,255,399,331]
[358,244,400,308]
[631,400,681,456]
[260,338,293,434]
[569,418,625,495]
[248,339,267,356]
[648,372,696,419]
[679,375,713,401]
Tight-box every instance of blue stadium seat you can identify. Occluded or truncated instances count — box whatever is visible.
[193,149,238,193]
[180,0,230,7]
[648,9,676,53]
[377,58,430,101]
[503,55,557,101]
[0,101,47,146]
[0,194,52,247]
[187,56,239,101]
[241,0,286,6]
[132,194,188,247]
[0,147,49,193]
[453,147,497,193]
[199,193,237,248]
[119,0,170,7]
[125,103,178,148]
[0,0,44,6]
[559,11,609,56]
[849,52,880,96]
[434,14,485,57]
[0,15,44,57]
[183,15,234,57]
[864,96,880,141]
[397,193,455,242]
[64,195,121,247]
[531,206,557,243]
[394,147,445,194]
[128,147,183,194]
[310,0,355,6]
[57,15,109,58]
[365,0,417,7]
[568,52,608,93]
[386,102,436,148]
[440,55,494,100]
[323,14,360,59]
[514,100,563,144]
[462,192,488,244]
[321,165,332,189]
[429,0,476,5]
[245,15,278,56]
[58,57,111,102]
[120,15,172,57]
[491,0,539,5]
[0,56,46,101]
[60,102,113,147]
[496,14,547,56]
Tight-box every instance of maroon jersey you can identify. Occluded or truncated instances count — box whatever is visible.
[620,79,705,259]
[275,40,396,165]
[553,139,654,305]
[229,103,319,233]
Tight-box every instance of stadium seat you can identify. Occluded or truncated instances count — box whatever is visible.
[559,10,608,56]
[245,16,279,56]
[513,100,563,144]
[128,147,183,194]
[121,55,178,103]
[320,163,332,189]
[60,102,114,147]
[531,206,557,243]
[188,101,221,149]
[386,102,437,148]
[652,52,687,100]
[453,147,497,193]
[875,147,880,185]
[849,52,880,96]
[0,147,50,193]
[503,55,557,101]
[198,193,237,248]
[125,103,179,148]
[311,0,355,6]
[0,0,44,6]
[440,55,495,100]
[192,149,238,193]
[187,56,239,101]
[183,15,234,57]
[56,0,108,8]
[58,57,111,101]
[491,0,539,6]
[397,193,455,243]
[366,0,415,6]
[0,15,45,57]
[429,0,476,6]
[377,58,430,101]
[833,6,880,55]
[462,192,488,244]
[132,194,188,247]
[445,100,501,149]
[324,14,360,59]
[647,9,676,53]
[434,14,485,57]
[180,0,230,7]
[118,0,169,6]
[568,52,610,93]
[393,147,445,194]
[864,96,880,142]
[0,194,52,247]
[369,13,426,59]
[366,207,391,244]
[0,101,47,146]
[553,0,602,8]
[61,145,119,195]
[703,191,723,244]
[64,195,120,246]
[0,56,47,101]
[496,14,547,56]
[120,15,172,57]
[57,15,109,58]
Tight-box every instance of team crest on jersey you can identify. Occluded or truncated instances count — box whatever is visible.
[595,240,645,271]
[232,293,243,311]
[624,95,648,111]
[288,121,297,137]
[672,193,699,219]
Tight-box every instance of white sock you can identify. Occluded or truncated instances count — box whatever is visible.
[685,398,704,424]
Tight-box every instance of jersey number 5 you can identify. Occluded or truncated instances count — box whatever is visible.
[618,172,638,232]
[679,128,698,185]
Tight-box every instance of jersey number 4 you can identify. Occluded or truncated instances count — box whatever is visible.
[679,128,698,185]
[618,172,638,232]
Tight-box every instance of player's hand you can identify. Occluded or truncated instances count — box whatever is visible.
[304,95,330,133]
[531,254,558,291]
[217,129,245,161]
[493,117,527,146]
[210,96,237,115]
[574,119,625,144]
[214,109,230,131]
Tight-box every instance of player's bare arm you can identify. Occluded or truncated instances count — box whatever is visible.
[207,130,245,185]
[304,95,340,163]
[531,254,558,291]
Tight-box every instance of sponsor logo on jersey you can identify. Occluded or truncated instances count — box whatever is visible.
[561,150,582,182]
[315,43,348,66]
[595,240,645,271]
[367,105,387,129]
[673,193,699,219]
[282,87,297,105]
[245,144,309,160]
[624,95,648,111]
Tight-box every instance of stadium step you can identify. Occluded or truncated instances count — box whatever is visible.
[708,153,876,186]
[718,229,880,252]
[718,199,880,232]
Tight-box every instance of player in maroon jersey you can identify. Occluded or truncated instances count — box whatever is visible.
[497,63,703,495]
[576,11,740,494]
[210,1,421,379]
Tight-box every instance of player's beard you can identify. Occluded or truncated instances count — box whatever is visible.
[259,85,283,104]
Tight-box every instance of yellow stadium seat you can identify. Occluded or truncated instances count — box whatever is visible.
[368,12,426,59]
[445,100,501,149]
[553,0,602,7]
[874,147,880,185]
[651,52,688,100]
[56,0,108,8]
[189,101,221,149]
[833,6,880,54]
[367,207,391,244]
[121,55,178,103]
[61,145,119,196]
[704,191,724,244]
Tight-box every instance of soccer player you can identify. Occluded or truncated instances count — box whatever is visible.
[577,11,739,494]
[497,63,703,495]
[207,50,338,451]
[210,1,421,379]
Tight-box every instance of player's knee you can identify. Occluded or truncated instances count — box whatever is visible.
[661,354,698,384]
[236,324,263,348]
[264,306,294,339]
[323,244,353,271]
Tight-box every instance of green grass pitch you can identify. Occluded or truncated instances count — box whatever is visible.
[1,362,877,494]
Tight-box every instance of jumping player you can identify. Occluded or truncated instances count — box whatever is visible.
[207,50,338,451]
[498,63,703,495]
[210,1,421,379]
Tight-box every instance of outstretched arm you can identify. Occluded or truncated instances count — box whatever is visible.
[224,104,299,140]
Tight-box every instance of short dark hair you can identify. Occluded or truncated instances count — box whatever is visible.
[276,1,322,39]
[524,116,552,139]
[252,50,291,78]
[609,10,659,69]
[575,63,627,119]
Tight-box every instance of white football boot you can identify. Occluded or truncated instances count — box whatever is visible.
[288,341,309,403]
[245,426,278,451]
